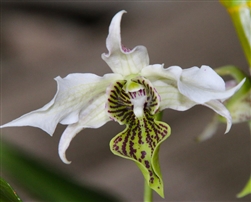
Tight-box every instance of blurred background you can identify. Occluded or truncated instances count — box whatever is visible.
[1,1,250,201]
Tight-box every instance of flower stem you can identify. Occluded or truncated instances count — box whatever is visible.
[220,0,251,70]
[144,180,153,202]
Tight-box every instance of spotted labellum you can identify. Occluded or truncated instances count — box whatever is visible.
[0,10,245,197]
[107,77,170,195]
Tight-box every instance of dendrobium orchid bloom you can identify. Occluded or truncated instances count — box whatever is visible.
[0,10,246,197]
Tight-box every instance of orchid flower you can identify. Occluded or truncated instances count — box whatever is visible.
[0,10,246,197]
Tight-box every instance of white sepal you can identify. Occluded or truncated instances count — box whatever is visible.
[0,73,122,136]
[178,65,246,103]
[101,10,149,76]
[204,100,232,133]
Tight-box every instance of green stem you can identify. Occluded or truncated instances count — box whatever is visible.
[215,65,251,110]
[144,180,153,202]
[220,0,251,70]
[215,65,247,82]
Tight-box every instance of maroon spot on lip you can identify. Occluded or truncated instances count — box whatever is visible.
[141,151,146,159]
[145,160,150,168]
[113,145,119,151]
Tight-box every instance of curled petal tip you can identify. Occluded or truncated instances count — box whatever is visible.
[58,124,81,165]
[118,10,127,15]
[102,10,149,75]
[59,151,72,164]
[224,124,231,134]
[224,113,232,134]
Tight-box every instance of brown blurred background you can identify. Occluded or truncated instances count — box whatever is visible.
[1,1,250,201]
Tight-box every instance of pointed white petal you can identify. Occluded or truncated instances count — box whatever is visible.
[101,10,149,76]
[178,66,246,103]
[104,10,126,55]
[58,123,82,164]
[0,99,56,135]
[0,73,122,136]
[58,94,110,164]
[204,100,232,133]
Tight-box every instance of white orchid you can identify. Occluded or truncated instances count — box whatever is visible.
[0,10,245,197]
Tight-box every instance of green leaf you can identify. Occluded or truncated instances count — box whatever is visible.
[237,176,251,198]
[0,142,119,202]
[0,178,22,202]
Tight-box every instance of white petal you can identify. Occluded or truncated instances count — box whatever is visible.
[141,64,183,81]
[142,64,245,106]
[151,80,196,111]
[178,66,246,103]
[58,123,83,164]
[0,73,122,135]
[204,100,232,133]
[141,64,195,110]
[58,94,110,164]
[0,99,56,135]
[181,66,226,91]
[101,10,149,76]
